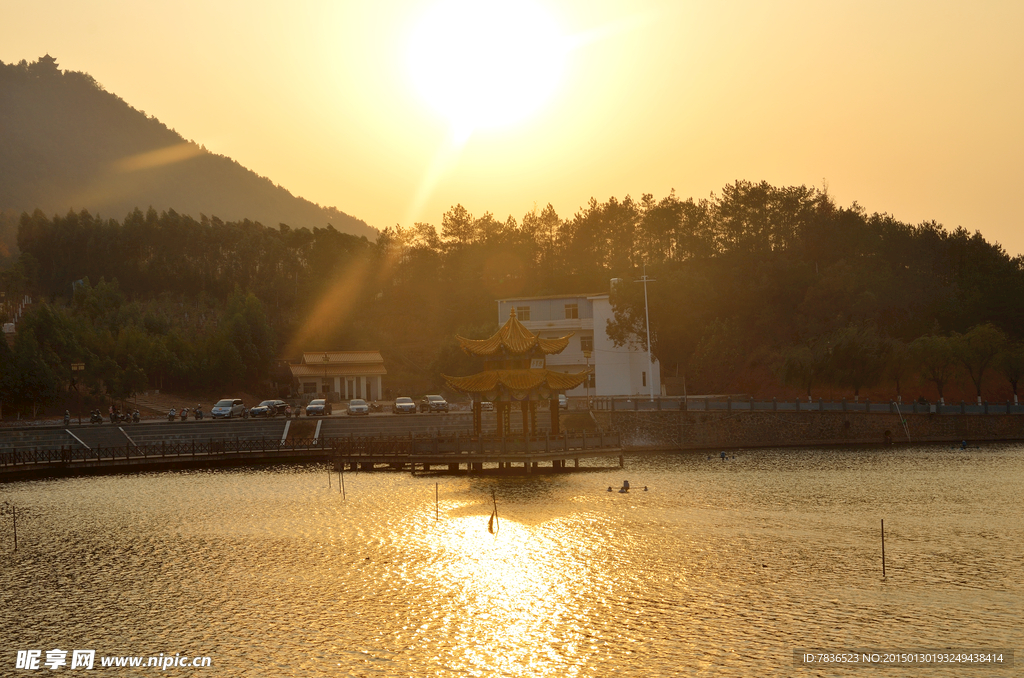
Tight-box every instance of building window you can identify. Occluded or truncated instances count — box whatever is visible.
[564,303,578,319]
[516,306,531,321]
[580,335,593,352]
[303,382,316,393]
[642,371,647,387]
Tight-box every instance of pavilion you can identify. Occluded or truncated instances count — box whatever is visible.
[443,308,589,435]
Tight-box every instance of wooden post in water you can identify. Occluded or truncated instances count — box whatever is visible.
[328,464,332,488]
[881,519,886,578]
[12,505,17,551]
[340,468,346,500]
[435,482,439,522]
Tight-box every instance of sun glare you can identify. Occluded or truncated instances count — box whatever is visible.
[407,0,567,140]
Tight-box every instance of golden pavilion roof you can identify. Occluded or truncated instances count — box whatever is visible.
[443,368,589,395]
[457,308,573,357]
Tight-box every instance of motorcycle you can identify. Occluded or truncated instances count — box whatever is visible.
[194,407,204,420]
[180,408,189,421]
[63,411,71,427]
[132,410,140,423]
[168,409,177,422]
[90,410,103,425]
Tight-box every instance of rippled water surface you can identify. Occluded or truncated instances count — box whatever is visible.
[2,445,1022,676]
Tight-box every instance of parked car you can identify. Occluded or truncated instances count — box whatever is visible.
[419,394,449,413]
[393,396,417,414]
[346,398,369,415]
[305,398,333,416]
[558,394,568,410]
[479,401,494,412]
[250,399,288,417]
[211,398,245,419]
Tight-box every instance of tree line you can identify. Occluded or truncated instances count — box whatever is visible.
[2,180,1023,417]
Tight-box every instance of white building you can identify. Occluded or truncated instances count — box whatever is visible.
[496,291,661,398]
[289,351,386,401]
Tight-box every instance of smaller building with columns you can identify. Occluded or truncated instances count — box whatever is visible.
[288,351,387,401]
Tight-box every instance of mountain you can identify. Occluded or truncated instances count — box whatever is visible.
[0,55,376,239]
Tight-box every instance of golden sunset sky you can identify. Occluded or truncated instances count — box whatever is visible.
[4,0,1023,252]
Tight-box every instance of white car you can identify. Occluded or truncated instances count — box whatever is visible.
[211,398,245,419]
[347,399,370,415]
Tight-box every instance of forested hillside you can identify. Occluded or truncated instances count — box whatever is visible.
[0,56,374,240]
[3,179,1024,419]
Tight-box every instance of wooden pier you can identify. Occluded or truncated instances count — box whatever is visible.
[334,431,624,474]
[0,431,623,480]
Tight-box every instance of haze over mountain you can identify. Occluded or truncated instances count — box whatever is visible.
[0,55,375,239]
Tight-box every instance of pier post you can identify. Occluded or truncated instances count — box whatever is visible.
[526,460,532,474]
[448,463,459,472]
[619,455,624,468]
[574,458,579,468]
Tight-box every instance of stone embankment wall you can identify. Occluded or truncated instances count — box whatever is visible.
[592,410,1024,450]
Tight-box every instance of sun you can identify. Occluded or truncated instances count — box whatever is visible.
[407,0,567,139]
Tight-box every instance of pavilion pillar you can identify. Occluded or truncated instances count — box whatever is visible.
[473,400,482,436]
[550,397,560,436]
[520,400,528,435]
[496,403,505,436]
[529,400,537,435]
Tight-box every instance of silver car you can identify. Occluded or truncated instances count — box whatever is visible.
[211,398,245,419]
[393,397,417,414]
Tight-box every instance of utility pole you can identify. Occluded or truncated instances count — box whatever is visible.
[583,350,592,410]
[635,264,656,402]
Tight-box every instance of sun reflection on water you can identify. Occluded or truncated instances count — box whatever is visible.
[409,511,584,676]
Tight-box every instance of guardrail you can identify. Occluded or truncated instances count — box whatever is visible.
[588,396,1024,415]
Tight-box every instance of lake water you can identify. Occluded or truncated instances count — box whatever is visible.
[2,445,1021,676]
